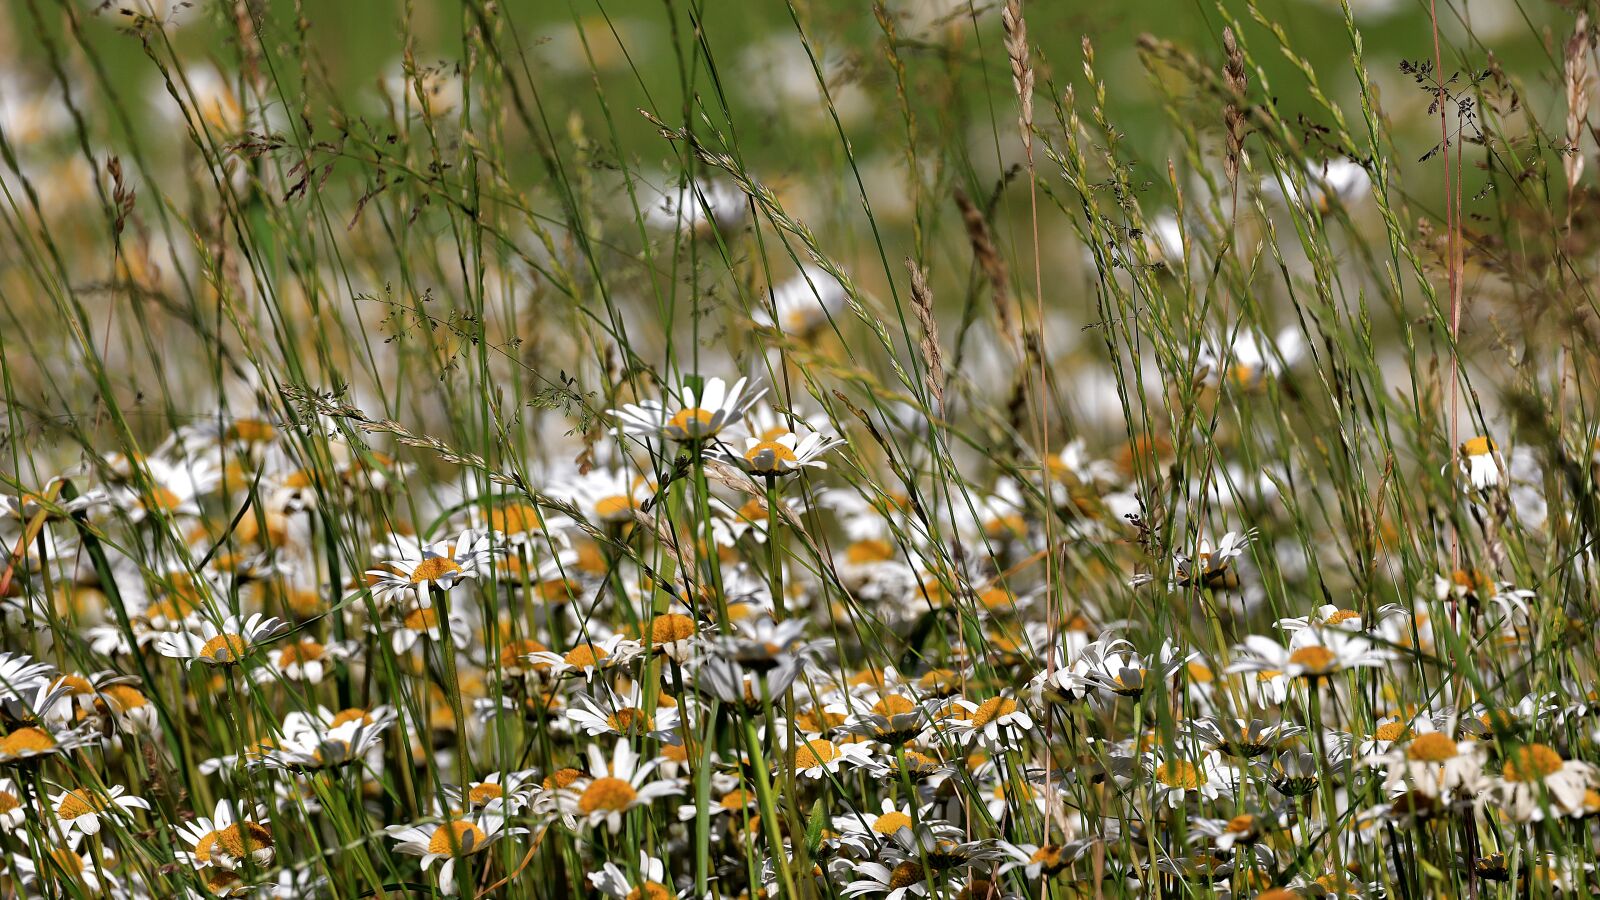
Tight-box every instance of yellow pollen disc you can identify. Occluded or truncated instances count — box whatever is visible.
[564,645,608,668]
[47,847,85,877]
[719,790,753,811]
[468,783,503,807]
[403,608,440,631]
[889,861,926,890]
[56,675,95,696]
[667,408,716,433]
[500,639,546,669]
[1154,760,1205,789]
[196,822,272,863]
[794,740,840,769]
[1324,609,1360,625]
[427,819,487,856]
[277,640,324,668]
[200,634,249,662]
[969,697,1018,728]
[56,789,105,819]
[1186,661,1215,683]
[328,708,373,728]
[845,539,895,565]
[225,419,276,443]
[1502,744,1564,782]
[593,495,637,521]
[874,695,916,716]
[408,557,462,584]
[1373,722,1408,742]
[978,587,1015,609]
[744,440,798,464]
[144,486,185,511]
[1288,645,1337,675]
[487,504,542,534]
[650,614,696,644]
[1030,845,1065,867]
[1460,436,1494,456]
[0,792,17,814]
[626,883,674,900]
[544,768,584,790]
[873,811,913,833]
[607,708,650,732]
[1405,733,1459,762]
[578,777,638,813]
[1226,814,1255,833]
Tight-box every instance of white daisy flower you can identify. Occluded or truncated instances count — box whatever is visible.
[388,808,524,894]
[49,783,150,836]
[558,740,683,833]
[611,376,765,443]
[152,614,289,667]
[173,799,276,871]
[366,528,500,611]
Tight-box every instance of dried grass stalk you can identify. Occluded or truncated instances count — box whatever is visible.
[906,258,945,410]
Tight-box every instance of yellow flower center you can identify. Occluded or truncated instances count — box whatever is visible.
[1324,608,1360,625]
[889,861,926,890]
[409,557,462,584]
[487,504,543,534]
[1154,760,1206,789]
[744,440,798,465]
[578,776,639,813]
[56,789,106,819]
[845,539,895,565]
[667,407,716,434]
[607,708,651,733]
[467,783,503,807]
[328,708,373,728]
[1288,645,1337,675]
[0,791,18,814]
[403,608,440,631]
[1502,744,1565,782]
[1186,660,1215,683]
[1374,722,1408,742]
[650,614,696,645]
[427,819,488,856]
[564,645,609,669]
[544,767,585,790]
[1460,436,1494,456]
[593,495,637,521]
[500,639,546,669]
[874,695,916,716]
[969,697,1018,728]
[196,822,273,864]
[873,811,913,833]
[1405,733,1460,762]
[719,790,753,811]
[627,883,674,900]
[144,486,186,512]
[794,740,840,770]
[277,640,324,667]
[1226,814,1255,834]
[200,633,249,663]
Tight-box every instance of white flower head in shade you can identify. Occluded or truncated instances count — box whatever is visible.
[550,468,656,526]
[755,265,849,337]
[153,614,289,668]
[731,429,845,477]
[611,376,765,443]
[388,808,525,894]
[1457,435,1502,490]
